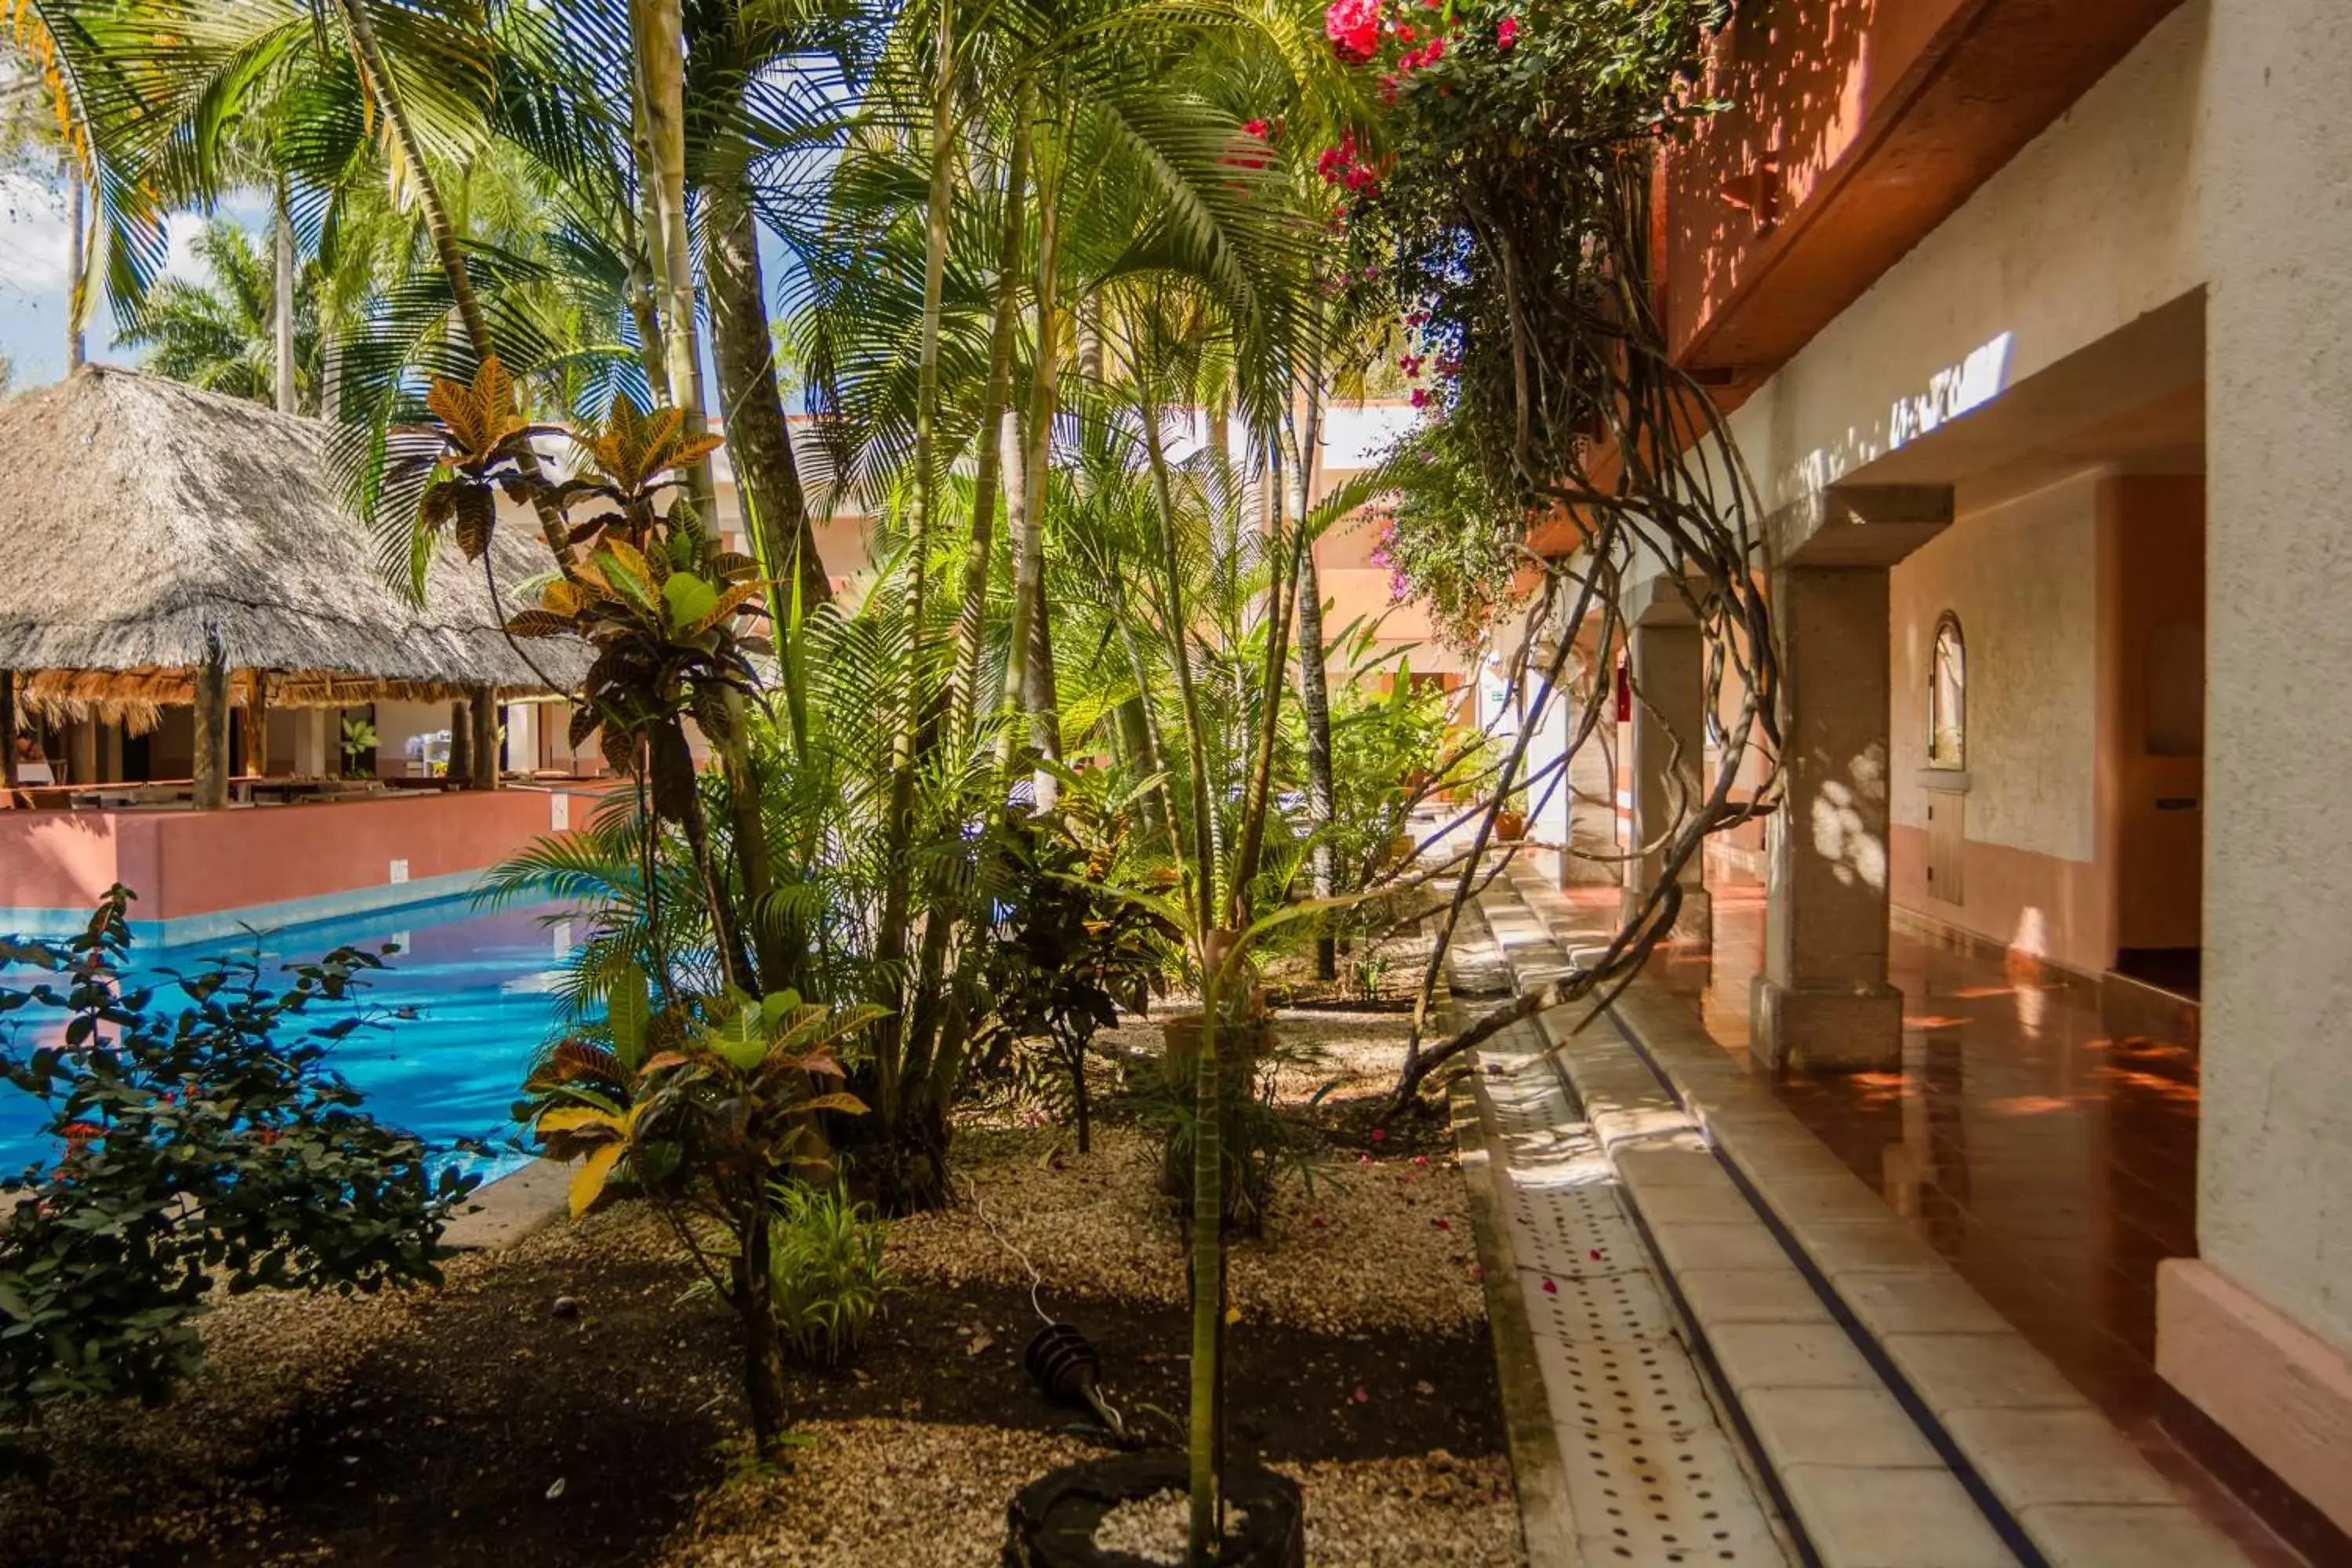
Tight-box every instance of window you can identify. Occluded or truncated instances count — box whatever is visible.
[1928,614,1966,769]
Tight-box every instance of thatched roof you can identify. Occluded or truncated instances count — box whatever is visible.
[0,365,586,706]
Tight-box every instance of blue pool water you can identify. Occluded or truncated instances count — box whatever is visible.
[0,896,579,1183]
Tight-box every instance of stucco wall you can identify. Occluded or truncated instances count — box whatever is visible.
[1886,473,2108,972]
[2198,0,2352,1358]
[1725,1,2209,511]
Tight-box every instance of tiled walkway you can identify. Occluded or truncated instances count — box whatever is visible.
[1541,869,2299,1563]
[1646,878,2197,1432]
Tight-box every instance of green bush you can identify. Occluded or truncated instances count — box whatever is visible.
[768,1182,891,1367]
[0,888,475,1419]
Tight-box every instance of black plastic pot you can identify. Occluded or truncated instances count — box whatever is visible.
[1002,1453,1305,1568]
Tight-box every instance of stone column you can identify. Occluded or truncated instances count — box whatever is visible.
[1750,485,1950,1073]
[1751,565,1901,1068]
[1623,580,1710,937]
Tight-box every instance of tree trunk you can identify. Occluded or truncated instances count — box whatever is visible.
[246,672,270,779]
[629,0,718,525]
[469,684,499,789]
[193,657,230,811]
[1005,122,1061,794]
[949,93,1030,740]
[873,0,960,1134]
[731,1207,791,1456]
[447,699,471,781]
[705,170,829,611]
[65,165,85,372]
[327,0,577,572]
[1291,392,1338,981]
[274,183,297,414]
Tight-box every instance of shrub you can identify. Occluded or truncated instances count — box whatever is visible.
[0,888,475,1419]
[768,1182,891,1367]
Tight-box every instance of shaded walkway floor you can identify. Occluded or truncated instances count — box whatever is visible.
[1526,869,2299,1563]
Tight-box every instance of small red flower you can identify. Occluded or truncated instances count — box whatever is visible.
[1541,1277,1558,1294]
[1433,1216,1450,1230]
[1380,73,1399,106]
[60,1121,102,1143]
[1497,16,1519,49]
[1413,1155,1428,1167]
[1410,387,1430,408]
[1243,117,1271,140]
[1370,1126,1387,1143]
[1396,24,1417,43]
[1424,35,1445,63]
[1399,353,1423,376]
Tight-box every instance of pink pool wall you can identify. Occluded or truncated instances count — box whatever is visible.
[0,789,593,927]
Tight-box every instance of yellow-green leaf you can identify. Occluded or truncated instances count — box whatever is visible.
[568,1142,627,1217]
[538,1106,623,1138]
[799,1092,869,1116]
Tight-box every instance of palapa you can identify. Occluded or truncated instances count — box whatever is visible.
[0,364,586,708]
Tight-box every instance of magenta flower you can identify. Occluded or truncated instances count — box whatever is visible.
[1410,387,1429,408]
[1497,16,1519,48]
[1324,0,1380,63]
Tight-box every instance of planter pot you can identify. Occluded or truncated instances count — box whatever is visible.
[1003,1452,1305,1568]
[1494,809,1526,843]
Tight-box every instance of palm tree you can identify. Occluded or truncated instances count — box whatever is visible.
[114,215,318,407]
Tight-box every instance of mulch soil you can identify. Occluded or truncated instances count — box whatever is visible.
[0,1005,1521,1568]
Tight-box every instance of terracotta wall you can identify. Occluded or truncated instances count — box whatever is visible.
[0,789,585,925]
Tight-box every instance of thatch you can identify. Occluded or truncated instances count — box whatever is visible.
[0,365,587,703]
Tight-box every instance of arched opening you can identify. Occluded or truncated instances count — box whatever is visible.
[1928,613,1966,770]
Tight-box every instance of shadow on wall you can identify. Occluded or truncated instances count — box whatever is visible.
[1662,0,1878,356]
[1808,741,1888,892]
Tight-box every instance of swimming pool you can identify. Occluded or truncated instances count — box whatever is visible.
[0,895,579,1182]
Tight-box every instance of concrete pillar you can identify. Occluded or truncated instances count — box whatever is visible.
[1751,564,1903,1070]
[191,659,230,811]
[1623,604,1710,937]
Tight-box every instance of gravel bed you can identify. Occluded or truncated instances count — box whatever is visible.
[655,1422,1519,1568]
[896,1008,1485,1338]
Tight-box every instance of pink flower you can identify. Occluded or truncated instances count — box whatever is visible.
[1433,1216,1450,1230]
[1541,1277,1558,1294]
[1410,387,1429,408]
[1396,24,1417,43]
[1399,353,1423,376]
[1413,1155,1428,1167]
[1324,0,1380,63]
[1370,1127,1387,1143]
[1423,35,1445,63]
[1497,16,1519,49]
[1243,117,1271,140]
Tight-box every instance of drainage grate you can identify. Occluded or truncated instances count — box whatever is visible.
[1478,1046,1790,1566]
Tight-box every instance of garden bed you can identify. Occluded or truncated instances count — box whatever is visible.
[0,1010,1519,1567]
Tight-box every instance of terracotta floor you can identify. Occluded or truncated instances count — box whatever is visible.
[1569,873,2308,1563]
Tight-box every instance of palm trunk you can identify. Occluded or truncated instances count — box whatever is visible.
[65,165,85,372]
[1004,114,1061,789]
[949,93,1030,739]
[873,0,960,1138]
[328,0,576,570]
[633,0,779,996]
[1291,388,1337,978]
[706,170,829,612]
[274,182,297,414]
[1138,379,1218,932]
[1186,968,1227,1559]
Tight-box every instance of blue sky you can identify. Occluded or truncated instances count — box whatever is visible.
[0,172,270,387]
